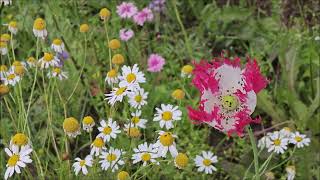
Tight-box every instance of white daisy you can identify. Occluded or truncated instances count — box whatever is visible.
[267,131,288,154]
[82,116,95,133]
[105,69,119,85]
[99,147,125,172]
[153,131,178,158]
[51,38,65,53]
[119,64,145,90]
[279,127,293,138]
[130,110,147,129]
[38,53,60,69]
[47,67,68,80]
[153,104,182,130]
[194,151,218,174]
[97,118,121,142]
[105,86,129,106]
[4,145,33,180]
[72,155,93,176]
[128,88,148,109]
[289,132,310,148]
[90,137,106,156]
[132,142,159,166]
[9,133,31,150]
[33,18,47,39]
[2,70,20,86]
[26,57,37,67]
[0,41,8,55]
[257,135,272,149]
[8,21,18,34]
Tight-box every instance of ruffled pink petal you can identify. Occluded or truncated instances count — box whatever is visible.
[243,59,268,93]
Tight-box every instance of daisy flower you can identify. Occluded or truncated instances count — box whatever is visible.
[0,84,10,95]
[63,117,81,138]
[188,56,268,135]
[132,142,158,166]
[181,65,193,78]
[119,64,146,90]
[130,110,147,128]
[8,21,18,34]
[0,64,8,78]
[112,54,125,65]
[90,137,106,156]
[153,104,182,130]
[4,145,33,180]
[279,127,293,138]
[82,116,95,132]
[133,8,154,26]
[147,54,165,72]
[51,38,65,53]
[171,89,185,100]
[116,2,137,19]
[194,151,218,174]
[174,153,189,169]
[124,124,141,138]
[105,69,119,85]
[119,28,134,41]
[105,86,129,105]
[99,148,125,172]
[97,118,121,142]
[0,41,8,55]
[108,39,121,50]
[2,69,20,86]
[47,67,68,80]
[72,155,93,176]
[289,132,310,148]
[10,133,30,149]
[99,8,111,21]
[153,131,178,158]
[33,18,47,39]
[257,135,272,149]
[267,131,288,154]
[117,171,130,180]
[79,24,89,33]
[128,88,148,109]
[38,52,60,69]
[26,57,37,67]
[286,166,295,180]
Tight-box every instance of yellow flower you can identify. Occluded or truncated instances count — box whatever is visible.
[33,18,46,30]
[0,84,10,95]
[11,133,28,146]
[14,65,25,76]
[112,54,125,65]
[9,21,17,28]
[126,127,141,138]
[117,171,130,180]
[171,89,185,100]
[108,39,121,50]
[175,153,189,169]
[80,24,89,33]
[0,64,8,71]
[63,117,81,137]
[100,8,111,21]
[181,65,193,77]
[1,34,11,42]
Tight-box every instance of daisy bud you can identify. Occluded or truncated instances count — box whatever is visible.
[112,54,125,65]
[8,21,18,34]
[108,39,121,50]
[99,8,111,21]
[117,171,130,180]
[79,24,89,33]
[11,133,28,146]
[63,117,81,138]
[0,84,10,95]
[175,153,189,169]
[171,89,185,100]
[33,18,46,30]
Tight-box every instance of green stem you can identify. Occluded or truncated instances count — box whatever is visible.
[247,126,260,180]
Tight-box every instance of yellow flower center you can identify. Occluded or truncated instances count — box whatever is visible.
[27,57,36,63]
[79,160,86,167]
[52,38,62,45]
[171,89,185,100]
[175,153,189,168]
[127,127,140,138]
[182,65,193,74]
[53,67,61,74]
[93,138,104,148]
[9,21,17,28]
[221,95,238,111]
[141,153,151,162]
[7,74,16,80]
[63,117,80,133]
[79,24,89,33]
[99,8,111,20]
[106,153,117,162]
[131,116,140,124]
[0,65,8,71]
[159,132,174,146]
[162,111,172,121]
[33,18,46,30]
[103,127,112,135]
[43,53,54,62]
[1,34,11,42]
[15,66,25,76]
[117,171,129,180]
[283,127,291,132]
[107,69,117,78]
[126,73,136,83]
[7,154,20,167]
[203,159,212,166]
[134,95,142,103]
[273,139,281,146]
[295,136,302,142]
[112,54,124,65]
[116,87,126,96]
[0,41,7,48]
[83,116,94,125]
[11,133,28,146]
[108,39,121,50]
[0,84,10,95]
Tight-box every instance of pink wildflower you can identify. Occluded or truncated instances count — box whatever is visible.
[188,56,268,136]
[133,8,153,26]
[116,2,138,19]
[119,28,134,41]
[147,54,165,72]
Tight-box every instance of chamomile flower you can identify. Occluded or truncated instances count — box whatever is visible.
[2,70,20,86]
[0,84,10,95]
[8,21,18,34]
[72,155,93,176]
[174,153,189,169]
[132,142,158,166]
[1,34,11,42]
[0,41,8,55]
[33,18,47,39]
[124,124,141,138]
[90,137,106,156]
[26,57,37,67]
[99,8,111,21]
[128,88,148,109]
[38,53,60,69]
[82,116,95,132]
[105,69,119,85]
[97,118,121,142]
[280,127,292,138]
[117,171,130,180]
[153,131,178,158]
[257,135,272,149]
[4,145,33,180]
[267,131,288,154]
[63,117,81,138]
[10,133,30,149]
[47,67,68,80]
[119,64,146,90]
[130,110,147,128]
[105,86,129,105]
[153,104,182,130]
[51,38,65,53]
[171,89,185,100]
[194,151,218,174]
[99,147,125,172]
[289,132,310,148]
[181,65,193,78]
[0,64,8,78]
[286,166,295,180]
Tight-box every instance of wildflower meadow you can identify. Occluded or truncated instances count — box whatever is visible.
[0,0,319,179]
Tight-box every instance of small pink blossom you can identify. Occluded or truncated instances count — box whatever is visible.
[119,28,134,41]
[147,54,165,72]
[116,2,138,19]
[133,8,154,26]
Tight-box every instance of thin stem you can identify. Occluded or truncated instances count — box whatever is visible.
[104,22,112,70]
[247,126,260,180]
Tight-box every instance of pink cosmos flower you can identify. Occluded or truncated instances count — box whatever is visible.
[116,2,138,19]
[133,8,154,26]
[188,56,268,136]
[147,54,165,72]
[119,28,134,41]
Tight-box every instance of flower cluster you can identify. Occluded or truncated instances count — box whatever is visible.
[116,2,154,26]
